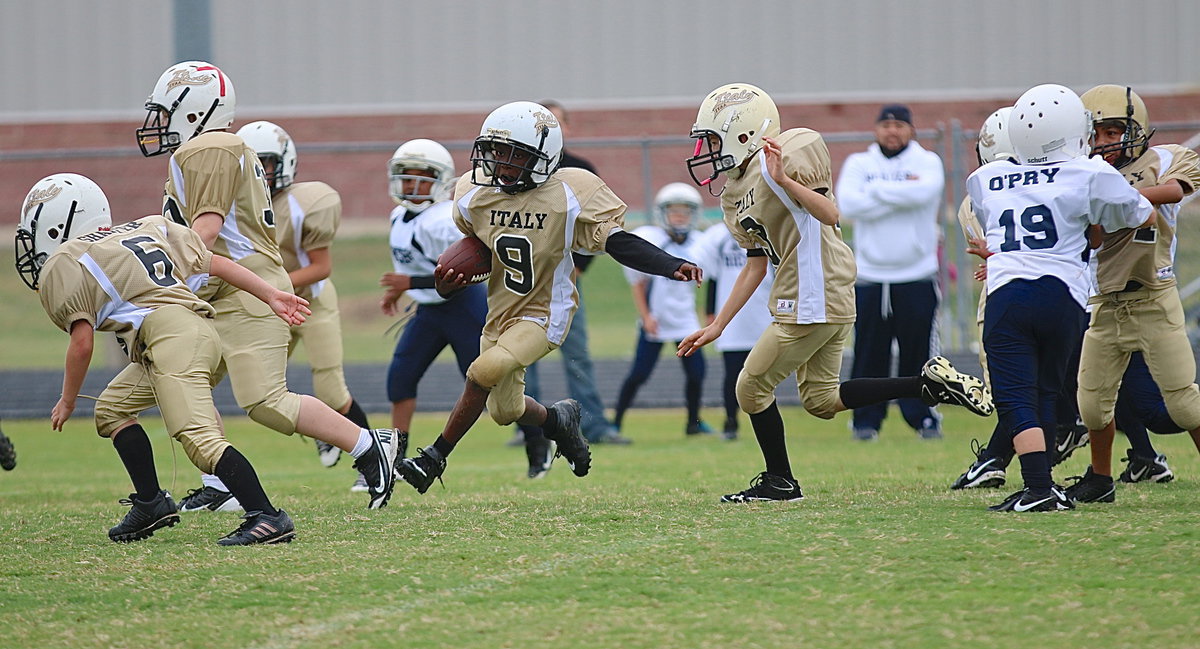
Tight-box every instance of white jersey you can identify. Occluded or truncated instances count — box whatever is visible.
[623,225,705,342]
[388,201,464,305]
[694,224,773,352]
[967,157,1152,308]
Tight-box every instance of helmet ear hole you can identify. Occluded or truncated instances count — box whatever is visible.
[739,134,750,144]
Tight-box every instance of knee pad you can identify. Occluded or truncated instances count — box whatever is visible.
[1076,388,1113,431]
[94,400,139,439]
[311,366,351,412]
[803,390,840,420]
[1161,386,1200,431]
[735,369,775,415]
[245,392,302,435]
[175,433,231,474]
[467,344,521,390]
[487,394,526,427]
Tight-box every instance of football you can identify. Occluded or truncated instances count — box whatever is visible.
[437,235,492,284]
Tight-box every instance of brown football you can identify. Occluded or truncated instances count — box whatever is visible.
[437,235,492,284]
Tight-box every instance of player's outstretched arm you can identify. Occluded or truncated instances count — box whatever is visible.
[209,256,311,326]
[605,230,702,285]
[763,137,839,226]
[52,319,95,431]
[677,254,767,358]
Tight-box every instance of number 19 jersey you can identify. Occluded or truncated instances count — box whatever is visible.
[452,168,624,344]
[967,156,1152,308]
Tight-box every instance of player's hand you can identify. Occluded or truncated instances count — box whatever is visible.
[762,136,786,185]
[380,287,404,316]
[51,397,75,431]
[642,314,660,337]
[269,290,311,326]
[966,237,991,260]
[672,262,703,285]
[677,325,720,357]
[434,263,470,297]
[379,272,413,292]
[974,262,987,282]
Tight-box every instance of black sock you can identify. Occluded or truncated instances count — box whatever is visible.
[522,425,547,444]
[838,377,922,409]
[213,447,276,515]
[111,424,160,501]
[542,405,560,435]
[749,401,791,480]
[1018,451,1052,492]
[432,435,456,458]
[342,399,370,429]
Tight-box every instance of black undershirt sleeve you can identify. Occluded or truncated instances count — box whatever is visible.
[604,230,690,278]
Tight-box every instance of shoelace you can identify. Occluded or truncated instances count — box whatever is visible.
[969,438,986,461]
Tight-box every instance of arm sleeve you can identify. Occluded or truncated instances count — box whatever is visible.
[571,176,626,253]
[1159,145,1200,194]
[704,279,717,315]
[956,196,985,242]
[38,256,97,333]
[605,230,690,278]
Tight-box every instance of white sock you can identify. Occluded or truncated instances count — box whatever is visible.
[349,429,373,458]
[201,473,229,492]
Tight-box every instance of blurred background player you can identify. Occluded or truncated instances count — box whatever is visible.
[836,104,947,441]
[377,140,515,474]
[238,120,377,485]
[16,173,307,544]
[612,182,712,437]
[396,101,702,494]
[515,100,627,446]
[0,421,15,471]
[695,213,775,440]
[968,84,1152,512]
[1068,84,1200,503]
[680,83,991,503]
[129,61,399,511]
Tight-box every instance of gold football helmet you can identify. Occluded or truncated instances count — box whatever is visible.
[1080,84,1153,168]
[687,83,780,185]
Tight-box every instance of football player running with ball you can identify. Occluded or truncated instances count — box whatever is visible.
[125,61,400,512]
[396,101,703,493]
[678,83,993,503]
[967,84,1153,512]
[16,174,308,544]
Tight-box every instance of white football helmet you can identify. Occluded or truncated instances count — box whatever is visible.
[977,106,1015,165]
[470,101,563,193]
[137,61,237,157]
[687,83,781,185]
[15,173,112,290]
[237,121,297,192]
[389,138,456,212]
[655,182,702,240]
[1009,84,1091,165]
[1080,84,1154,169]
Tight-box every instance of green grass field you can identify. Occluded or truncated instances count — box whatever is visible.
[3,408,1198,649]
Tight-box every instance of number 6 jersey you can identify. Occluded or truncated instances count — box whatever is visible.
[37,215,215,363]
[452,168,624,344]
[967,156,1152,308]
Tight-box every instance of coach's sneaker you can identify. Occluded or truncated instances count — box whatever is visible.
[543,399,591,477]
[352,428,400,509]
[526,436,557,480]
[1118,450,1174,484]
[988,485,1075,512]
[397,445,447,494]
[0,427,15,470]
[1052,421,1090,466]
[178,486,242,513]
[951,439,1007,490]
[315,440,342,468]
[852,427,879,442]
[722,416,739,441]
[721,472,804,503]
[217,509,296,546]
[686,420,715,436]
[108,490,180,542]
[350,472,370,493]
[920,356,993,416]
[1064,466,1116,503]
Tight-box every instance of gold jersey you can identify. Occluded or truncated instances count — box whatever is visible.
[721,128,856,324]
[38,215,214,362]
[162,131,283,274]
[452,168,624,344]
[1095,144,1200,294]
[273,181,341,300]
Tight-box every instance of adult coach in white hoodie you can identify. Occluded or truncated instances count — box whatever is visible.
[836,104,946,441]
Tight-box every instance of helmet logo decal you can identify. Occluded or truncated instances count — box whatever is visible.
[532,111,559,135]
[24,184,61,212]
[978,130,995,150]
[710,89,756,118]
[194,65,227,96]
[166,68,215,92]
[485,127,512,138]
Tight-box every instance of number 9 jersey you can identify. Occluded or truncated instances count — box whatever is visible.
[451,167,624,344]
[37,215,215,363]
[967,156,1152,308]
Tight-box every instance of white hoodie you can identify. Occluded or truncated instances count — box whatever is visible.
[835,141,944,283]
